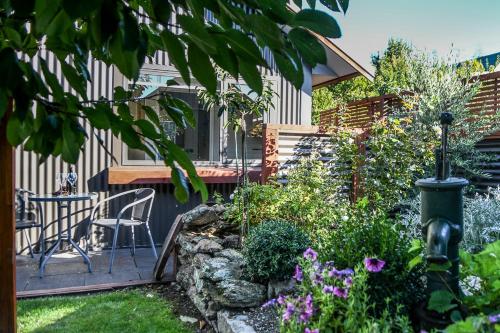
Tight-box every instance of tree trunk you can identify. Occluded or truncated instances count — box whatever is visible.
[0,99,16,333]
[0,101,16,333]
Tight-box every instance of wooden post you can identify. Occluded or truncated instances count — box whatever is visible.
[261,125,279,184]
[0,100,16,333]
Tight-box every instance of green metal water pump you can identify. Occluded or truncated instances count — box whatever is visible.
[415,112,468,328]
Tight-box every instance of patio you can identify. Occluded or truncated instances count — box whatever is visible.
[16,247,175,297]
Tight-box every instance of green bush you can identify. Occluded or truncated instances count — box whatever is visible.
[314,199,425,315]
[243,220,310,283]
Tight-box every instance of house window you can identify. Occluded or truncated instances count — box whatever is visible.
[123,73,215,164]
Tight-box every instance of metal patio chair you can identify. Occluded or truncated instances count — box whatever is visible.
[15,188,45,258]
[86,188,158,273]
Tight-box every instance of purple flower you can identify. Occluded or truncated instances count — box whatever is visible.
[293,265,303,282]
[489,313,500,324]
[311,272,324,286]
[262,298,276,308]
[364,258,386,272]
[277,294,286,305]
[305,328,319,333]
[324,261,335,268]
[333,287,348,299]
[298,294,314,323]
[329,268,354,279]
[323,285,334,294]
[303,248,318,261]
[344,277,353,287]
[282,302,295,322]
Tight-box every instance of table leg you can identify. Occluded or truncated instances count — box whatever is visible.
[66,203,93,273]
[39,202,64,278]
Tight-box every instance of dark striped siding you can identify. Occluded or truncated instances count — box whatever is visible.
[15,23,310,253]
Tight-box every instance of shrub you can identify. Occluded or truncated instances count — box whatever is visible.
[313,199,425,315]
[269,248,413,333]
[243,220,310,283]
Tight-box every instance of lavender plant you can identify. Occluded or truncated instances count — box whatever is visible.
[265,248,413,333]
[399,188,500,253]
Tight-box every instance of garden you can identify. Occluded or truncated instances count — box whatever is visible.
[204,44,500,332]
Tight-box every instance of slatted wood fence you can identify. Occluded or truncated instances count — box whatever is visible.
[318,71,500,192]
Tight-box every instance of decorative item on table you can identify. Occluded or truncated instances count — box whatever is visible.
[67,167,78,195]
[54,172,68,196]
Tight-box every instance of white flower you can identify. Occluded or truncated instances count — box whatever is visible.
[342,216,349,222]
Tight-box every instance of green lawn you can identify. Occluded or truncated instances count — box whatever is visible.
[17,290,194,333]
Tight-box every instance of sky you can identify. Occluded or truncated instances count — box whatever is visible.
[327,0,500,73]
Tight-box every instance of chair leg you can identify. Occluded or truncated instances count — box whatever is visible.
[108,225,121,274]
[24,229,34,258]
[130,226,136,257]
[144,224,157,259]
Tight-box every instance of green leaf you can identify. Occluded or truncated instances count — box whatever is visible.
[119,122,143,149]
[60,59,87,98]
[170,98,196,128]
[408,255,423,270]
[39,58,65,100]
[122,8,140,51]
[62,120,80,163]
[245,15,284,49]
[151,0,171,24]
[177,14,217,54]
[171,166,189,203]
[427,290,457,314]
[83,105,111,129]
[161,30,190,86]
[7,115,23,145]
[292,9,342,38]
[109,34,140,79]
[187,42,216,94]
[223,29,267,66]
[135,119,160,139]
[117,103,134,123]
[0,48,23,89]
[165,140,207,201]
[238,59,263,95]
[142,105,160,127]
[288,28,326,66]
[35,0,61,34]
[61,0,101,19]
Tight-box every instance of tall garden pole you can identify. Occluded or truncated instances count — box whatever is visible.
[0,100,16,333]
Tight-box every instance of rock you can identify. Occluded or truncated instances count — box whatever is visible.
[176,264,194,291]
[182,204,219,228]
[193,253,211,268]
[221,235,240,249]
[194,239,223,254]
[201,257,242,282]
[187,286,211,319]
[213,279,266,308]
[177,233,198,254]
[267,279,295,299]
[215,249,245,267]
[218,311,256,333]
[179,315,198,324]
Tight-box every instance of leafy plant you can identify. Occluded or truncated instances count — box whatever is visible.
[269,249,413,333]
[314,202,425,315]
[0,0,350,202]
[243,220,310,283]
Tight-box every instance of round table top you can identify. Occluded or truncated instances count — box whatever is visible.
[29,192,98,202]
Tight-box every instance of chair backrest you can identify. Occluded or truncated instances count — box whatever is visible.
[131,188,155,222]
[15,188,37,223]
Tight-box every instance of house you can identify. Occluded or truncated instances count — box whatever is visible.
[15,25,372,253]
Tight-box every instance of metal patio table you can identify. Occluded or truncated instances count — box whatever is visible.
[29,192,97,277]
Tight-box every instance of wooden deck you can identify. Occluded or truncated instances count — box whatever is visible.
[16,247,175,298]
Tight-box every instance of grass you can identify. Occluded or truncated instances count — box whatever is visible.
[17,289,194,333]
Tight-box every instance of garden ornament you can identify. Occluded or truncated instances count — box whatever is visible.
[415,112,469,329]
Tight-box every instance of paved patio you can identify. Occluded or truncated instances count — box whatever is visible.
[16,247,175,296]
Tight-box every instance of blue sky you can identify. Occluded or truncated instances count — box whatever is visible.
[327,0,500,72]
